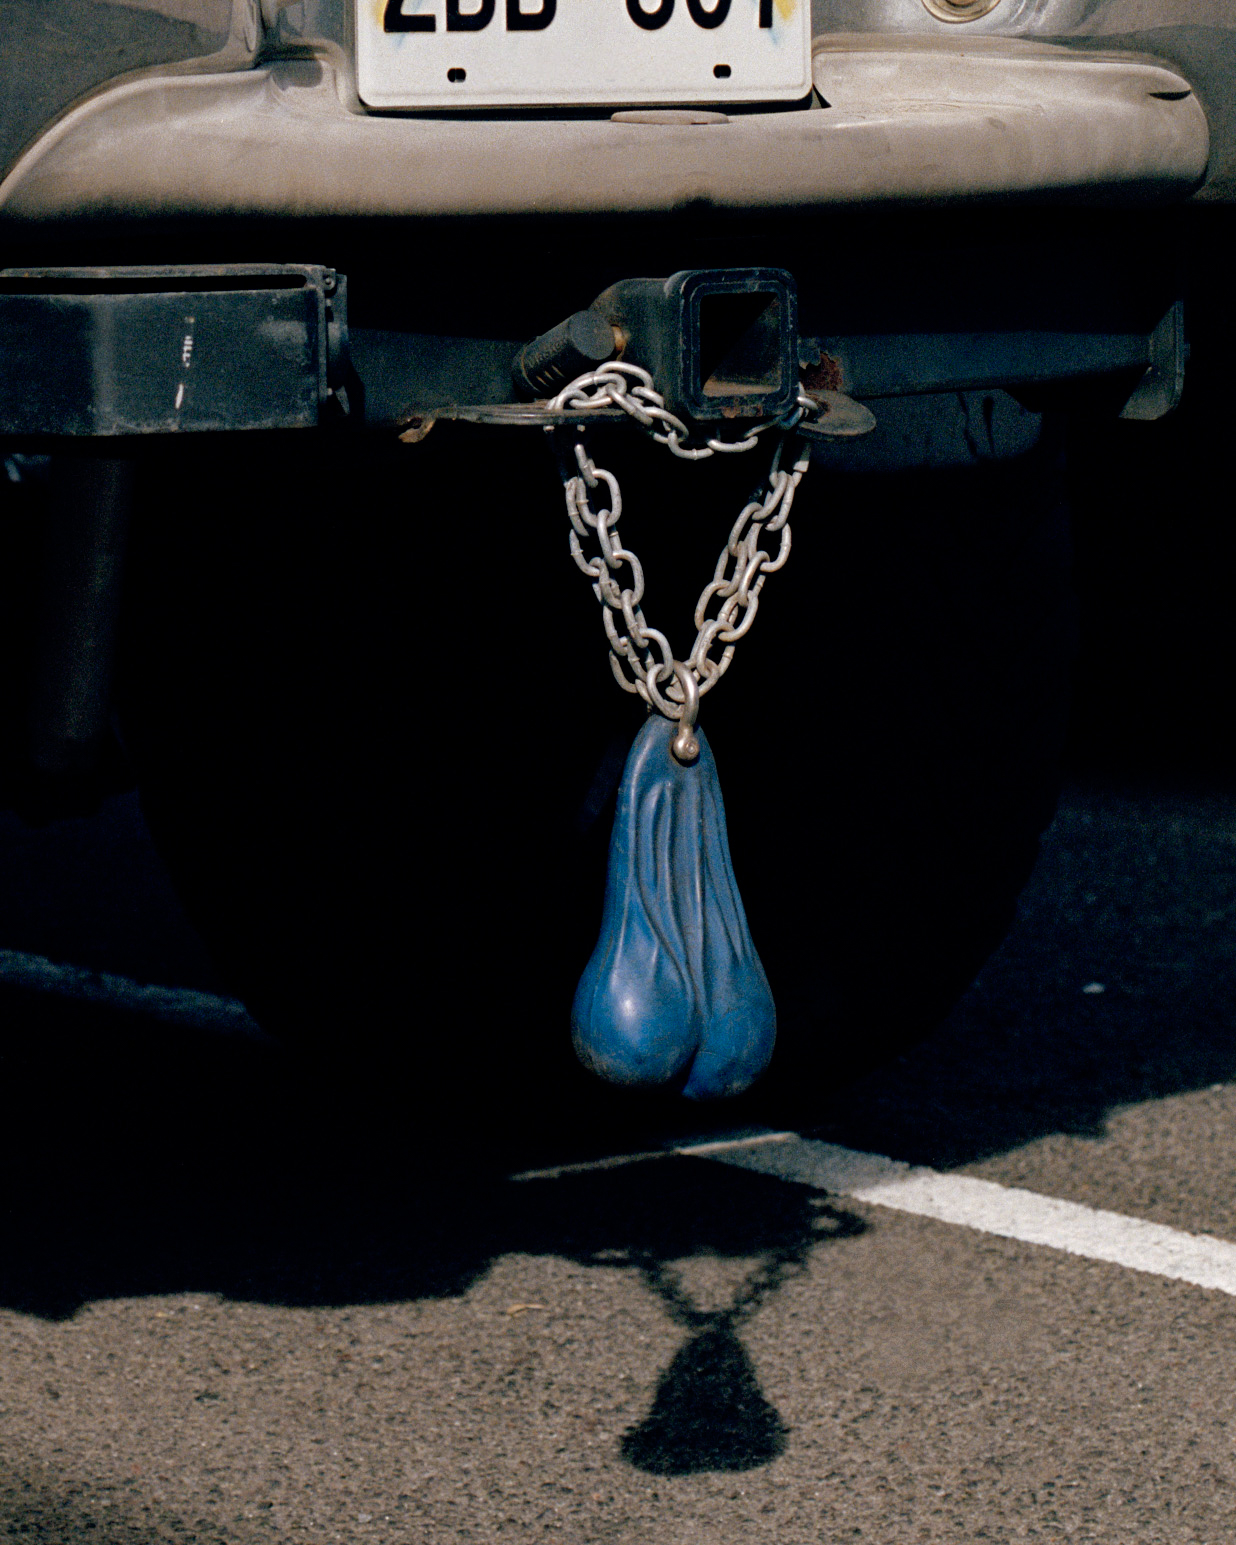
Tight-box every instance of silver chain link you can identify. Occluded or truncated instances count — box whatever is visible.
[551,362,815,756]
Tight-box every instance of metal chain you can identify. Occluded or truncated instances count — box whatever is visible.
[550,361,816,760]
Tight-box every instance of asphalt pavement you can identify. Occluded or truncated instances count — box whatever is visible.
[7,225,1236,1545]
[2,770,1236,1543]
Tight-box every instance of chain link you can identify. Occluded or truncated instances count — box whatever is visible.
[550,362,816,736]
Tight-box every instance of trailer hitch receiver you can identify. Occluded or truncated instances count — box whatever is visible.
[590,268,798,424]
[509,268,798,426]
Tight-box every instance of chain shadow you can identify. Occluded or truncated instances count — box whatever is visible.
[618,1198,862,1475]
[0,1005,866,1479]
[507,1157,866,1477]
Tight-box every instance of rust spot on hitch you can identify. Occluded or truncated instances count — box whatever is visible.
[800,354,845,397]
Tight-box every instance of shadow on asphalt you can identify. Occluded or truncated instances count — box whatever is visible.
[790,780,1236,1171]
[4,781,1236,1320]
[0,1010,866,1473]
[616,1198,864,1475]
[4,775,1236,1483]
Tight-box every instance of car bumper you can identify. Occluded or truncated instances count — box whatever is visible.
[0,38,1208,226]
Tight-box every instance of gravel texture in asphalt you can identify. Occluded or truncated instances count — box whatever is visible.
[3,777,1236,1541]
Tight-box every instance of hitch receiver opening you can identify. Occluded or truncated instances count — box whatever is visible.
[591,268,799,425]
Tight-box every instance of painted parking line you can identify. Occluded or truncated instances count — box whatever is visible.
[515,1129,1236,1297]
[0,948,266,1038]
[6,947,1233,1295]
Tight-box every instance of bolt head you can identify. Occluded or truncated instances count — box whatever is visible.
[672,731,701,765]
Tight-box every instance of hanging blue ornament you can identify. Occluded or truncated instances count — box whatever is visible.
[551,371,818,1099]
[571,713,776,1101]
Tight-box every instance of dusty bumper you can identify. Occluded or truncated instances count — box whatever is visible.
[0,38,1208,224]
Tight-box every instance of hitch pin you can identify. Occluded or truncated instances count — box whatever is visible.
[670,662,701,765]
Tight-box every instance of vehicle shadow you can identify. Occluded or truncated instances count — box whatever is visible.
[762,779,1236,1171]
[0,995,866,1476]
[3,776,1236,1348]
[6,770,1236,1327]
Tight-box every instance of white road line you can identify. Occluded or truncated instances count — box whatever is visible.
[0,949,267,1039]
[516,1129,1236,1297]
[5,949,1232,1295]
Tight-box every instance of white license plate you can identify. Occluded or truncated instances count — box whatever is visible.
[356,0,811,110]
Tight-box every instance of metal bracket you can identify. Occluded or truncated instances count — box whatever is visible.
[0,265,346,439]
[1119,298,1187,422]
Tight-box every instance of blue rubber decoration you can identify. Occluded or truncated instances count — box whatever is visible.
[572,713,776,1100]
